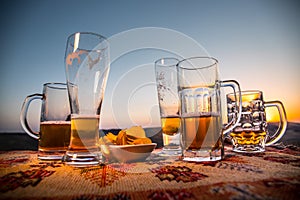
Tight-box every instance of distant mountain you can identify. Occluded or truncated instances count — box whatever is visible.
[276,122,300,145]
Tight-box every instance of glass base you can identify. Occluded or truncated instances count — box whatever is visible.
[232,144,265,153]
[182,149,222,162]
[62,151,102,167]
[38,150,66,161]
[157,146,182,156]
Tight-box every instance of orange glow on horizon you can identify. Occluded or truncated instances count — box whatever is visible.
[266,107,281,122]
[266,106,300,123]
[285,101,300,123]
[286,112,300,123]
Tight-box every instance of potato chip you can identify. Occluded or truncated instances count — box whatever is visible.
[125,126,146,138]
[101,126,152,146]
[132,138,152,145]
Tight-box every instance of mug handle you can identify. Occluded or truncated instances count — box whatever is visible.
[264,100,287,146]
[220,80,242,135]
[20,94,43,140]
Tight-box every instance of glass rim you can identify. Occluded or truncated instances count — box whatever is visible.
[227,90,263,97]
[43,82,67,90]
[66,32,109,52]
[155,57,180,67]
[177,56,218,70]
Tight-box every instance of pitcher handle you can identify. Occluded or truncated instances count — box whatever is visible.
[264,100,287,146]
[220,80,242,135]
[20,94,43,140]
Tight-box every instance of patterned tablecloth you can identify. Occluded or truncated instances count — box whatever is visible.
[0,145,299,200]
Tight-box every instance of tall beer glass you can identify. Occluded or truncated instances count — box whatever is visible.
[177,57,242,162]
[64,32,110,166]
[155,58,182,156]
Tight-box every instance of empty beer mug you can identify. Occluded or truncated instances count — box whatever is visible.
[177,57,242,162]
[227,90,287,153]
[20,83,71,160]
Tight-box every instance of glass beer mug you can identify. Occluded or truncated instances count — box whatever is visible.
[20,83,71,160]
[227,90,287,153]
[177,57,242,162]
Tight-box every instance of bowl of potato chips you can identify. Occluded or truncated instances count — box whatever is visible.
[100,126,157,162]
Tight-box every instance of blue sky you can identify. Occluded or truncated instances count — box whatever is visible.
[0,0,299,132]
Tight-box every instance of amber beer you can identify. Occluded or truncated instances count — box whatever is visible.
[182,113,221,151]
[227,91,269,151]
[230,131,267,145]
[161,116,180,136]
[39,121,71,152]
[226,90,287,153]
[68,116,100,152]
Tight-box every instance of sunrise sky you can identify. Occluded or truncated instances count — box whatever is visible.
[0,0,299,132]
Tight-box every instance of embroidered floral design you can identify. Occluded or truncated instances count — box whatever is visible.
[30,161,62,168]
[0,155,29,167]
[71,195,95,200]
[210,183,263,200]
[111,193,131,200]
[148,190,194,200]
[263,178,300,188]
[0,168,55,192]
[199,161,219,167]
[73,193,131,200]
[108,163,135,173]
[146,153,174,165]
[268,144,300,156]
[216,162,263,173]
[201,154,263,173]
[151,166,207,182]
[224,155,247,163]
[263,155,300,167]
[80,165,126,187]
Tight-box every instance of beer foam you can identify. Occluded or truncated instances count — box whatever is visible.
[71,114,100,119]
[40,121,71,125]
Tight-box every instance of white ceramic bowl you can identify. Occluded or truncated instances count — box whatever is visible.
[107,143,157,163]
